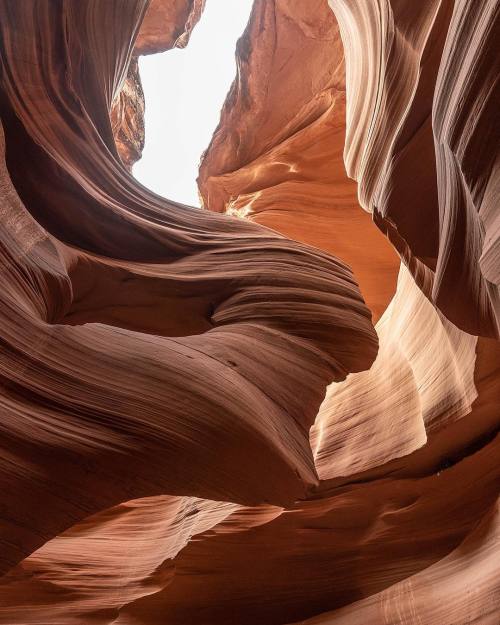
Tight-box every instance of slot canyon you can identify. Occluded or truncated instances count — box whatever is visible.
[0,0,498,623]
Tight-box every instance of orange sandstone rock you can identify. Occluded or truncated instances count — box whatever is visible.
[0,1,498,624]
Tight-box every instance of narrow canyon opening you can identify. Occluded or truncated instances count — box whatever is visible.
[133,0,254,206]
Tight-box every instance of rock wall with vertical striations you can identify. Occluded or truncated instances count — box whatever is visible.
[135,0,206,54]
[0,0,498,624]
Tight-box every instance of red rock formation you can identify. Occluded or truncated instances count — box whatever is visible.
[0,0,498,624]
[135,0,205,54]
[110,57,145,171]
[198,0,400,325]
[0,0,376,574]
[111,0,205,169]
[194,0,499,622]
[294,502,500,625]
[329,0,499,338]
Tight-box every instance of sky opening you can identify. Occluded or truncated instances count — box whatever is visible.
[133,0,254,207]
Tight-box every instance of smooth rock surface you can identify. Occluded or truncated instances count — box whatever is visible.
[0,1,498,624]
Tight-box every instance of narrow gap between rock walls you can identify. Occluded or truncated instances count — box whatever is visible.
[134,0,254,207]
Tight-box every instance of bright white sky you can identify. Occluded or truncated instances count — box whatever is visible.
[134,0,254,207]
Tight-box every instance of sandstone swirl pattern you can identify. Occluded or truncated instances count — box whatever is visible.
[0,1,498,624]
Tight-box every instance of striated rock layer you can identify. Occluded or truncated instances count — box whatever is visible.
[0,1,498,624]
[198,0,400,325]
[329,0,500,338]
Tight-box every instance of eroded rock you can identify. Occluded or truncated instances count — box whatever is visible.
[0,1,498,624]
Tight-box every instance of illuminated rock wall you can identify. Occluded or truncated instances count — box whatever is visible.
[0,1,498,624]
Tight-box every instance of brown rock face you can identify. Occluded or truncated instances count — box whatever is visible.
[198,0,400,325]
[0,1,498,624]
[110,57,145,171]
[329,0,499,338]
[0,0,375,576]
[135,0,205,55]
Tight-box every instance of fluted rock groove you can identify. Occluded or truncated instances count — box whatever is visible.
[0,1,498,624]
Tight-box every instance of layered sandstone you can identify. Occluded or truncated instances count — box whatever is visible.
[0,1,498,624]
[329,0,499,338]
[0,0,376,573]
[110,57,145,171]
[198,0,400,324]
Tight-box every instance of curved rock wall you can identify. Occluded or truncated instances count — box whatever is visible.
[197,0,500,621]
[0,0,376,569]
[0,1,498,624]
[329,0,499,338]
[198,0,400,325]
[135,0,205,54]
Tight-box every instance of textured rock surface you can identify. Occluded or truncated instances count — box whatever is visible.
[111,0,205,169]
[293,501,500,625]
[0,0,376,573]
[110,57,145,171]
[329,0,500,338]
[0,0,498,624]
[135,0,205,55]
[198,0,400,325]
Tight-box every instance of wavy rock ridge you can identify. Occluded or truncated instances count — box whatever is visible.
[0,1,498,624]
